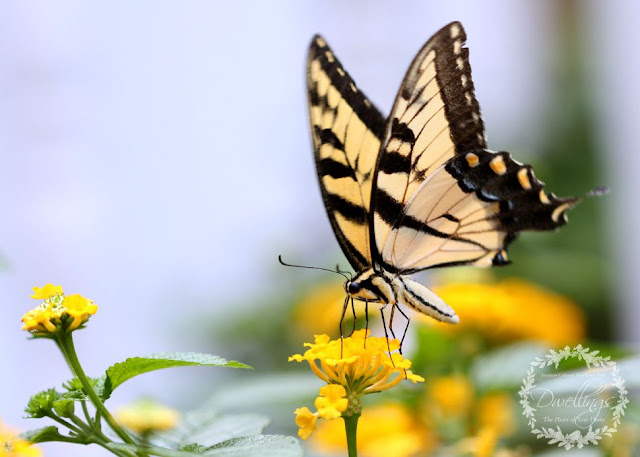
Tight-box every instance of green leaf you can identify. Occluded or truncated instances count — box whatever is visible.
[112,443,205,456]
[25,389,60,418]
[113,435,302,456]
[63,376,106,398]
[204,435,302,456]
[167,409,270,447]
[20,426,70,444]
[180,443,208,453]
[52,398,75,418]
[103,353,251,399]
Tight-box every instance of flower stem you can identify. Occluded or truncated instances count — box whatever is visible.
[56,332,136,446]
[343,413,360,457]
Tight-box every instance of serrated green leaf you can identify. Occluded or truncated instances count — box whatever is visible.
[60,390,90,402]
[180,443,208,453]
[113,435,302,457]
[204,435,302,456]
[167,410,270,447]
[20,426,68,444]
[25,389,60,418]
[52,398,75,418]
[103,353,250,399]
[63,376,106,398]
[111,443,209,456]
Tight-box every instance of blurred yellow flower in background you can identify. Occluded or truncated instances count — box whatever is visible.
[115,399,179,436]
[428,279,585,345]
[476,392,515,438]
[0,420,42,457]
[292,280,369,337]
[426,374,474,419]
[311,403,437,457]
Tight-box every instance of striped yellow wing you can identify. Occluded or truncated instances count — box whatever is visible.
[371,22,578,273]
[308,35,385,270]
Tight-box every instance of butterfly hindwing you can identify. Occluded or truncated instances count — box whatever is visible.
[307,35,385,271]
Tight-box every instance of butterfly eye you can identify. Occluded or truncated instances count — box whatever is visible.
[347,282,361,294]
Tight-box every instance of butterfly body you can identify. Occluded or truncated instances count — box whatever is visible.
[345,268,459,323]
[307,22,578,324]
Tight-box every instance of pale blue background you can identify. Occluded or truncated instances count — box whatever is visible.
[0,1,637,455]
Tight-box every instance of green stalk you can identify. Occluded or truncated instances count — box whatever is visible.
[343,413,360,457]
[56,332,136,446]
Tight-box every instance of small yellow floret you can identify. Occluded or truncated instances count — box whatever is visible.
[30,284,63,300]
[62,294,98,331]
[21,304,60,333]
[315,385,348,420]
[294,407,318,440]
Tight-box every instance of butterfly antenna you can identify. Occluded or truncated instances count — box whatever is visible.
[278,255,351,281]
[336,264,353,280]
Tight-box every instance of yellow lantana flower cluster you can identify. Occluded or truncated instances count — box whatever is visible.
[289,330,424,439]
[0,420,42,457]
[22,284,97,335]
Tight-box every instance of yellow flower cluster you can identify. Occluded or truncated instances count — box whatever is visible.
[0,420,42,457]
[429,279,585,345]
[22,284,97,335]
[290,330,423,439]
[115,399,179,436]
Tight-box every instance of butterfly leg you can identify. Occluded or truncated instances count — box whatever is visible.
[379,304,396,367]
[349,296,357,337]
[395,305,411,355]
[339,294,350,357]
[364,299,369,348]
[388,303,397,340]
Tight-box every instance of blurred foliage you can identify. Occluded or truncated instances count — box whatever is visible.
[492,1,612,341]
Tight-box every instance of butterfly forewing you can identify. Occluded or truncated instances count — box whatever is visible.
[307,35,385,271]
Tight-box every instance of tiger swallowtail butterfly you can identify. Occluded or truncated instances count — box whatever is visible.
[307,21,578,325]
